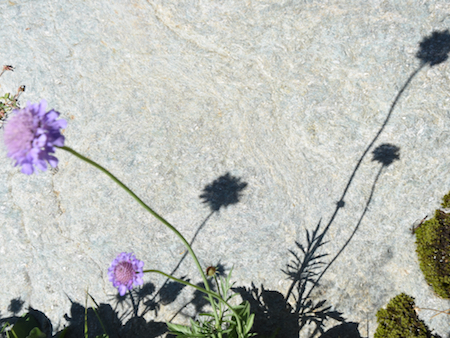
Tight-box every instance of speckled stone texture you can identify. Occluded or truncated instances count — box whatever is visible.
[1,1,450,337]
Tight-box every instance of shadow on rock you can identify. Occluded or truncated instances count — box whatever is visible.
[61,300,167,338]
[320,322,362,338]
[0,305,53,338]
[199,172,248,212]
[233,221,346,337]
[234,284,298,337]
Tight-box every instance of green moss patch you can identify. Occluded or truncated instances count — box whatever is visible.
[374,293,440,338]
[441,192,450,209]
[415,209,450,299]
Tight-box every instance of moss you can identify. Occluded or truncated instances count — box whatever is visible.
[374,293,440,338]
[441,191,450,209]
[415,209,450,299]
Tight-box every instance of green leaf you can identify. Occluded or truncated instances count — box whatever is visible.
[166,322,196,336]
[87,292,108,337]
[56,327,69,338]
[25,328,46,338]
[10,313,42,338]
[244,313,255,334]
[1,322,10,335]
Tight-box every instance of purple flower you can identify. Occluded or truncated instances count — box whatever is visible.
[3,99,67,175]
[108,252,144,296]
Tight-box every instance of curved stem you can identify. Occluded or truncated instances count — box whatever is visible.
[57,146,220,323]
[145,269,243,335]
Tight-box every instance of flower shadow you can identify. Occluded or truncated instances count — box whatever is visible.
[416,30,450,67]
[199,172,248,212]
[144,174,247,318]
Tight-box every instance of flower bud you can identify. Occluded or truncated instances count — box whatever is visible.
[206,266,217,277]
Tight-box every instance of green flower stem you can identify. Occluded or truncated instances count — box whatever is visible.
[58,146,222,326]
[214,275,223,299]
[145,269,244,336]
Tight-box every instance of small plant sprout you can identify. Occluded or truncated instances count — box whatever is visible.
[0,65,25,127]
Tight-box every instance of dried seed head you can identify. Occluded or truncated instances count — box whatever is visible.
[206,266,217,277]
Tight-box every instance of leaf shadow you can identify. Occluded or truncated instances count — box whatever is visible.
[61,297,167,338]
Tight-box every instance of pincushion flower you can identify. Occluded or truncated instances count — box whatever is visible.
[3,99,67,174]
[108,252,144,296]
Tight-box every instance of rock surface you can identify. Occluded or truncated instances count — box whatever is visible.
[1,1,450,337]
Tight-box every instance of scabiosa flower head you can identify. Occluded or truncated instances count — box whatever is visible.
[108,252,144,296]
[3,99,67,175]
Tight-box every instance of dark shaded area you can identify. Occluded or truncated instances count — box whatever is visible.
[28,308,52,336]
[320,322,362,338]
[61,300,166,338]
[283,221,328,303]
[235,284,298,337]
[159,279,188,306]
[168,267,224,323]
[235,221,346,337]
[371,144,400,166]
[0,282,172,337]
[0,302,53,338]
[190,280,217,314]
[63,301,121,338]
[106,281,159,320]
[199,172,248,212]
[135,282,157,311]
[416,30,450,66]
[7,298,24,316]
[127,278,187,320]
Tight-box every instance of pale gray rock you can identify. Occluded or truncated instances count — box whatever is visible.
[1,1,450,337]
